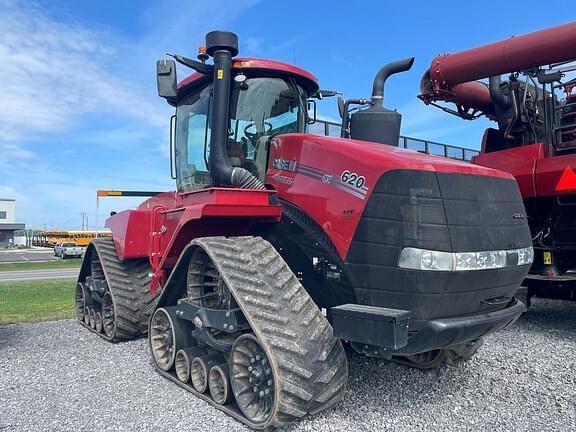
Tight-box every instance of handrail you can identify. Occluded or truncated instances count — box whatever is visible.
[310,119,479,161]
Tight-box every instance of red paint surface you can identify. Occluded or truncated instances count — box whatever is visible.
[419,79,495,118]
[473,142,576,198]
[472,144,544,198]
[428,22,576,88]
[105,188,281,283]
[106,210,152,261]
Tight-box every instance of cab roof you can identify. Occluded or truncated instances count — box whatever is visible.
[177,57,319,95]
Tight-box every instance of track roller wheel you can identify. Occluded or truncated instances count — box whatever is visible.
[209,364,233,405]
[88,309,96,329]
[75,283,86,322]
[150,307,193,371]
[190,354,225,393]
[83,308,91,326]
[101,293,115,339]
[95,312,103,333]
[175,347,208,383]
[230,334,275,425]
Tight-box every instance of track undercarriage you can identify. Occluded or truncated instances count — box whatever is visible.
[149,236,348,429]
[75,236,497,427]
[75,238,158,342]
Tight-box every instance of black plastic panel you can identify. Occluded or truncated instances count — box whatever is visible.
[331,303,411,349]
[344,170,532,329]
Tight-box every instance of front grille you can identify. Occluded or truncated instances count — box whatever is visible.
[343,170,531,328]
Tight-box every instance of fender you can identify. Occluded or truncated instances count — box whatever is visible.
[104,188,281,291]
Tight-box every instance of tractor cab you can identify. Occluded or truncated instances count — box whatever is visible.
[157,39,318,193]
[175,74,307,191]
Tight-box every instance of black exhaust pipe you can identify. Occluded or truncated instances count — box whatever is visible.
[371,57,414,106]
[205,31,265,189]
[349,57,414,146]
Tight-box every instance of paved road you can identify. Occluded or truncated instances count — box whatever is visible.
[0,249,58,263]
[0,268,79,282]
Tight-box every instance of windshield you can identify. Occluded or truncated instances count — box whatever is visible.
[62,243,76,247]
[227,78,305,179]
[174,76,306,192]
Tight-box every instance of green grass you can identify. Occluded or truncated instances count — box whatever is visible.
[0,279,76,324]
[0,259,82,272]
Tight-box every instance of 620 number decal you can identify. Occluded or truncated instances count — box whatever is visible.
[340,170,366,189]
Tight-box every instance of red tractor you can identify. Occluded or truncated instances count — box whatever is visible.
[419,22,576,303]
[76,31,532,428]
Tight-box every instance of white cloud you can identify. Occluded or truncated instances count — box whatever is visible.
[0,0,166,144]
[0,185,18,199]
[1,144,36,159]
[0,0,262,229]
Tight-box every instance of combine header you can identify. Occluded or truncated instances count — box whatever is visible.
[419,21,576,302]
[76,31,532,428]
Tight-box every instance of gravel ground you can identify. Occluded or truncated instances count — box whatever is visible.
[1,298,575,432]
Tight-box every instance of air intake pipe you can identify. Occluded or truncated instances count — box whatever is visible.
[349,57,414,145]
[205,31,265,190]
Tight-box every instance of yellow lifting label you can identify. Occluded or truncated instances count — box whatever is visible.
[543,251,552,265]
[217,69,223,80]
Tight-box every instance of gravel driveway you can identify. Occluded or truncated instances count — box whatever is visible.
[1,298,575,431]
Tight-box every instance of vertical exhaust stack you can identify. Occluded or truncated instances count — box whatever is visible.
[349,58,414,146]
[205,31,265,189]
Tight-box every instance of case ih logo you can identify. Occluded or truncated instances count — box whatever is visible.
[272,159,297,172]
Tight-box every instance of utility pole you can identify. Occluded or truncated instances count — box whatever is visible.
[81,212,87,231]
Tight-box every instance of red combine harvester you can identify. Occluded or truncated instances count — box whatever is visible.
[419,22,576,303]
[76,31,532,428]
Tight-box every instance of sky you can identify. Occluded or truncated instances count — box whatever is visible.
[0,0,573,230]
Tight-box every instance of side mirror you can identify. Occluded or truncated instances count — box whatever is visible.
[306,99,317,124]
[313,89,338,99]
[337,96,345,119]
[157,59,177,99]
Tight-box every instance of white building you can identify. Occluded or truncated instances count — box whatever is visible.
[0,198,25,247]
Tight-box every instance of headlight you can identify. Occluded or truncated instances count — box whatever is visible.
[399,246,533,271]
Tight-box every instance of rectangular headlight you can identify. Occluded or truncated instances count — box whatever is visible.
[399,246,533,271]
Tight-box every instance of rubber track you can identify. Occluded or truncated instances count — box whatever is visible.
[78,238,157,342]
[156,236,348,429]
